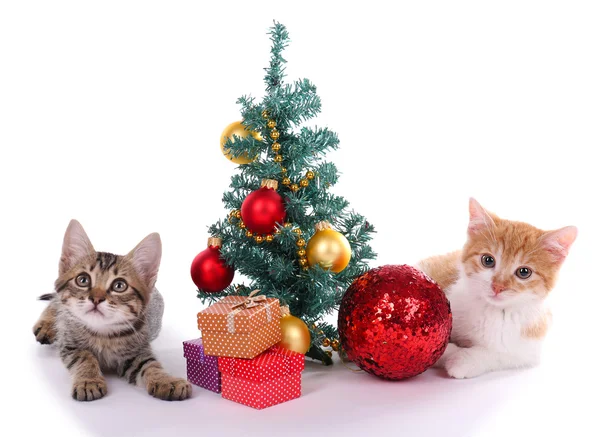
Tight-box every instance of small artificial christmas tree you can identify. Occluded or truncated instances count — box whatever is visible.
[197,22,376,365]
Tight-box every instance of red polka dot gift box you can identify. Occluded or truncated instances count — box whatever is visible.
[183,338,221,393]
[218,345,305,410]
[197,291,282,359]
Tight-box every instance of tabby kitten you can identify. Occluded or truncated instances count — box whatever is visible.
[418,199,577,379]
[33,220,191,401]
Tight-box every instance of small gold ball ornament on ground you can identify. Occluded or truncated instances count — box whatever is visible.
[306,221,351,273]
[220,121,262,164]
[278,315,311,354]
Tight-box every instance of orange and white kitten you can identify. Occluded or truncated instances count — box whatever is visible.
[418,198,577,379]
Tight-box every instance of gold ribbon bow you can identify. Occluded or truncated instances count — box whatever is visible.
[231,289,267,310]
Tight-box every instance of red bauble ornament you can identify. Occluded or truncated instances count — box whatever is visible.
[338,264,452,380]
[191,237,235,293]
[241,179,286,235]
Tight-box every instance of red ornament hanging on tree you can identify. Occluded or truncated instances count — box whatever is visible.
[241,179,286,235]
[190,237,235,293]
[338,264,452,380]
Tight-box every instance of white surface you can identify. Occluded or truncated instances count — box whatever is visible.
[1,1,599,436]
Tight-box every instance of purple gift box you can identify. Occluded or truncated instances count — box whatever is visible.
[183,338,221,393]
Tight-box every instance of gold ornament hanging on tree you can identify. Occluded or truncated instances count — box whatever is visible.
[278,313,311,354]
[306,221,351,273]
[220,121,262,164]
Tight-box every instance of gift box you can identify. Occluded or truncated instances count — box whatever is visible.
[183,338,221,393]
[197,291,282,359]
[218,346,305,410]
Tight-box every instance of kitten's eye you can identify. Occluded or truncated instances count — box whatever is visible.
[516,267,533,279]
[481,255,496,268]
[111,279,128,292]
[75,273,91,287]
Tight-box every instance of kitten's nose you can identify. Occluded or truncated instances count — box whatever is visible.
[89,295,106,306]
[492,283,505,295]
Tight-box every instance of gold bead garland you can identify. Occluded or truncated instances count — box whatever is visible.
[225,110,328,272]
[262,109,316,193]
[228,206,309,270]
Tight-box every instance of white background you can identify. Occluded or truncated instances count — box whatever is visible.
[1,1,599,436]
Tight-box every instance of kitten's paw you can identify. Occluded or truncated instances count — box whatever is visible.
[72,378,107,401]
[33,319,56,345]
[147,376,192,401]
[445,349,484,379]
[432,343,459,368]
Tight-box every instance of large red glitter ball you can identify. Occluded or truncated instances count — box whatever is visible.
[241,186,286,235]
[338,264,452,380]
[190,245,235,293]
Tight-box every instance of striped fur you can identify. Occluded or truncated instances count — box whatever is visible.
[33,220,191,401]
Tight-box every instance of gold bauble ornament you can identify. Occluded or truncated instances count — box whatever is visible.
[245,230,253,238]
[299,258,308,267]
[331,339,340,351]
[220,121,262,164]
[239,222,246,229]
[296,238,306,247]
[299,179,309,187]
[282,177,291,186]
[297,249,306,257]
[262,110,270,119]
[254,235,264,244]
[290,184,299,192]
[306,170,315,180]
[278,315,311,354]
[274,154,283,163]
[270,129,280,140]
[306,221,351,273]
[284,223,293,228]
[322,338,331,347]
[280,167,287,173]
[267,119,277,129]
[292,228,303,235]
[271,142,281,152]
[265,234,274,242]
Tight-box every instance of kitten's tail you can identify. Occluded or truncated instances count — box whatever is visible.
[38,293,55,301]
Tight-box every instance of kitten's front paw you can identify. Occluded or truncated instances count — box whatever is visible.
[33,319,56,345]
[147,376,192,401]
[445,349,484,379]
[72,378,107,401]
[432,343,459,368]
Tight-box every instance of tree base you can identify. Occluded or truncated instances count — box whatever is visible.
[306,345,334,366]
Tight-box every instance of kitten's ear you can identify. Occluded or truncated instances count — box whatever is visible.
[127,233,162,289]
[541,226,578,264]
[60,220,95,275]
[468,198,494,235]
